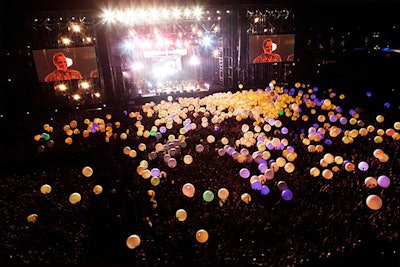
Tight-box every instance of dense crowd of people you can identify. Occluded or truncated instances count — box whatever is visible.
[1,80,399,266]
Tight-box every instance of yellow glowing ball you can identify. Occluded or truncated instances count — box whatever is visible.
[196,229,209,243]
[150,177,160,186]
[366,195,382,210]
[141,169,151,179]
[344,162,355,172]
[40,184,52,194]
[373,149,384,159]
[376,129,384,136]
[143,131,150,138]
[334,156,344,165]
[315,145,324,153]
[69,192,81,204]
[317,115,326,122]
[320,159,329,168]
[123,146,131,155]
[207,135,215,143]
[241,124,249,133]
[241,193,251,204]
[286,152,297,162]
[138,143,146,151]
[349,129,358,138]
[183,155,193,164]
[82,130,90,138]
[302,138,310,146]
[82,166,93,177]
[378,153,389,162]
[126,234,141,249]
[63,124,71,132]
[376,115,384,123]
[392,132,400,140]
[221,137,229,145]
[322,169,333,179]
[374,136,383,143]
[65,137,73,145]
[238,83,244,89]
[364,177,377,189]
[217,188,229,201]
[140,160,148,168]
[323,153,334,164]
[136,165,145,175]
[27,214,38,223]
[70,120,78,128]
[284,162,295,173]
[155,143,164,152]
[93,185,103,195]
[120,133,127,140]
[175,209,188,222]
[129,150,137,158]
[394,122,400,130]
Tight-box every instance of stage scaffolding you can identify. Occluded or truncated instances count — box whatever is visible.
[26,3,295,108]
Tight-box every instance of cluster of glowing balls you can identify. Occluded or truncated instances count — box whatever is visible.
[366,194,383,210]
[27,214,38,223]
[93,185,103,195]
[196,229,209,243]
[175,209,187,221]
[126,234,141,249]
[82,166,93,177]
[69,192,81,204]
[40,184,52,194]
[182,183,195,198]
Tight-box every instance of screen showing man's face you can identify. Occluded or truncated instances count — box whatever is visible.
[54,56,68,71]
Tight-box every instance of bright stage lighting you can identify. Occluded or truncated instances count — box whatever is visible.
[189,55,200,66]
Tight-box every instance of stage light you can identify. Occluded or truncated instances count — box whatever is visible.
[131,62,144,71]
[212,49,219,57]
[55,83,68,92]
[201,35,213,47]
[72,94,81,101]
[79,81,91,90]
[70,23,81,33]
[101,8,116,23]
[60,36,72,46]
[189,55,200,66]
[172,8,181,19]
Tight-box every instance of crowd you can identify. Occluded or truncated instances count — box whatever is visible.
[1,80,399,266]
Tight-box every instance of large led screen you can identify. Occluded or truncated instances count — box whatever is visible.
[249,34,295,64]
[32,46,99,83]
